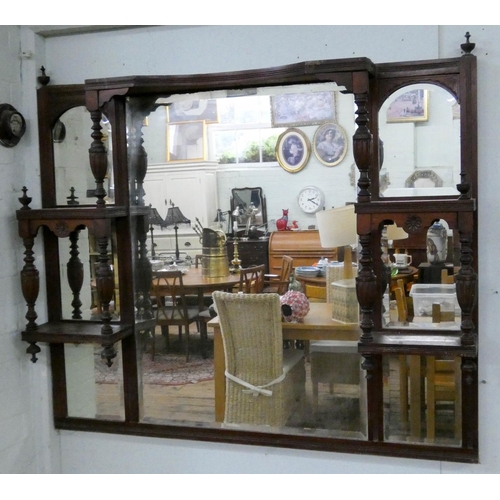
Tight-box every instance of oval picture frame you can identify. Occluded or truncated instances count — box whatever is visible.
[313,122,348,167]
[276,128,311,173]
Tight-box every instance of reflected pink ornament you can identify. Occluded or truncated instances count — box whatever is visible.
[280,290,310,323]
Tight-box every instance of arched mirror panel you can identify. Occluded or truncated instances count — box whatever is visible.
[379,84,460,198]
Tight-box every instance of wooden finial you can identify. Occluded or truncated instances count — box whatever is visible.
[461,32,475,54]
[457,173,471,199]
[19,186,32,210]
[66,187,80,205]
[37,66,50,86]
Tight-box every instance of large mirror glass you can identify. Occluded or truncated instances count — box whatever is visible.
[123,83,370,443]
[379,83,460,197]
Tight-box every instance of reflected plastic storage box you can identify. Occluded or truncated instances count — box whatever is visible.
[409,283,459,317]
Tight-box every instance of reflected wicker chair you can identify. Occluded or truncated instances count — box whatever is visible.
[212,291,305,427]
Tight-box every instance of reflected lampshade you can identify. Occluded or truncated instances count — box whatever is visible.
[386,224,408,241]
[316,204,357,248]
[164,205,190,227]
[148,205,166,227]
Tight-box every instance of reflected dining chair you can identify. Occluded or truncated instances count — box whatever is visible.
[152,270,206,361]
[238,264,265,293]
[393,280,461,439]
[212,291,305,427]
[263,255,293,294]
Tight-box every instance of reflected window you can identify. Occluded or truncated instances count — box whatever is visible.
[211,95,284,164]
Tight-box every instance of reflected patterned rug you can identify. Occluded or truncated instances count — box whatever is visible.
[95,352,214,386]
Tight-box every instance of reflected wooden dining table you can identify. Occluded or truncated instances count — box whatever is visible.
[152,267,241,309]
[208,302,361,422]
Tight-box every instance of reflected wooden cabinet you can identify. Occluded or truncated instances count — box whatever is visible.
[143,162,218,228]
[143,162,217,257]
[268,230,337,274]
[227,238,269,274]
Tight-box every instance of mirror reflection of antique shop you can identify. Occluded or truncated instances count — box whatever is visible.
[19,36,478,464]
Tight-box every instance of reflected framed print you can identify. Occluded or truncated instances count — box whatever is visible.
[166,121,207,162]
[276,128,311,173]
[313,122,348,167]
[386,89,429,123]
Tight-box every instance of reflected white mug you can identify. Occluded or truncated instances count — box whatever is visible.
[392,253,412,267]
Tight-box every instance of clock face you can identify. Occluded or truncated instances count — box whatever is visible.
[10,114,24,136]
[297,186,325,214]
[0,104,26,147]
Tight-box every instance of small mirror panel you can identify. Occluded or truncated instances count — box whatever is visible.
[231,187,267,229]
[379,83,460,198]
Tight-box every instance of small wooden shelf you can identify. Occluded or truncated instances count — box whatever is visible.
[358,332,477,357]
[16,205,129,220]
[21,318,156,345]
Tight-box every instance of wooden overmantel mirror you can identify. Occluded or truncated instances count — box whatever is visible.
[19,33,477,463]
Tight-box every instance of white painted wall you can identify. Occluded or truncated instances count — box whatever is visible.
[2,24,500,474]
[0,25,60,473]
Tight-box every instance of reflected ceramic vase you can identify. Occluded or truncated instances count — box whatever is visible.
[426,221,448,264]
[288,272,302,292]
[276,209,289,231]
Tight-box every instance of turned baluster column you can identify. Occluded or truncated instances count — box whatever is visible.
[135,217,153,321]
[456,219,477,346]
[88,110,108,206]
[128,99,154,207]
[356,231,378,343]
[353,81,378,342]
[21,235,41,362]
[88,110,117,365]
[353,83,372,203]
[18,187,41,361]
[127,101,154,321]
[95,231,116,366]
[67,230,83,319]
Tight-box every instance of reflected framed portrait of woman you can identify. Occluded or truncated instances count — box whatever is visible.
[276,128,311,173]
[312,122,348,167]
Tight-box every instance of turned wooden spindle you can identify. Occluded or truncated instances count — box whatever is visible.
[135,217,153,321]
[88,110,108,206]
[456,228,478,346]
[356,233,378,343]
[67,230,84,319]
[95,234,116,365]
[353,91,373,203]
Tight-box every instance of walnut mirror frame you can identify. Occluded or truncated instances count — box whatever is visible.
[18,34,477,463]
